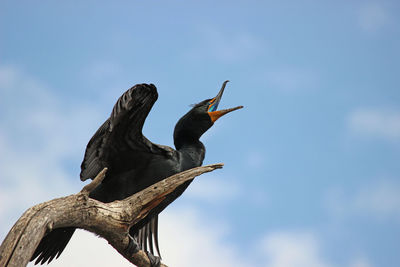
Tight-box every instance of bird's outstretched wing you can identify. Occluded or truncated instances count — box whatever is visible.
[80,83,174,256]
[32,84,173,265]
[80,83,173,181]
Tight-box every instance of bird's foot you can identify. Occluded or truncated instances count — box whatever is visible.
[146,251,161,267]
[125,234,140,255]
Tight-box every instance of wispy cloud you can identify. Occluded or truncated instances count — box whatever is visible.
[357,2,388,32]
[354,180,400,219]
[349,258,373,267]
[326,179,400,221]
[159,208,250,267]
[260,231,332,267]
[0,65,18,88]
[0,132,77,230]
[185,174,241,202]
[260,231,373,267]
[27,230,133,267]
[348,108,400,141]
[46,224,372,267]
[0,65,100,238]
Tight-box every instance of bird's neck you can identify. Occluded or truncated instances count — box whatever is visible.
[175,139,205,170]
[173,111,210,169]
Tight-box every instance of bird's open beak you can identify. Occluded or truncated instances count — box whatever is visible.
[208,80,243,123]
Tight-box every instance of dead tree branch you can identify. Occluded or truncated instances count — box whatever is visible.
[0,163,223,267]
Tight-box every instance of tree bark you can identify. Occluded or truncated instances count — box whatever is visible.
[0,163,223,267]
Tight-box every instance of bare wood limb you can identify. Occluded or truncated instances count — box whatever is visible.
[80,167,108,194]
[0,163,223,267]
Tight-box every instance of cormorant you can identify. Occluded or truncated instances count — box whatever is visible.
[31,81,242,265]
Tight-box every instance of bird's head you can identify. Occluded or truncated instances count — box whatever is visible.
[174,80,243,149]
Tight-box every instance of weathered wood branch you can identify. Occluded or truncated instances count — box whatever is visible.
[0,163,224,267]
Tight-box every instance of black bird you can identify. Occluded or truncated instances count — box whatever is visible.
[31,81,243,265]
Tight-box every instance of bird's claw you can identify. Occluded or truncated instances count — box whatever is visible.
[146,251,161,267]
[125,234,140,255]
[126,235,160,266]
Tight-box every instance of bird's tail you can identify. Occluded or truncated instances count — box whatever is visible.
[30,227,75,265]
[134,216,161,257]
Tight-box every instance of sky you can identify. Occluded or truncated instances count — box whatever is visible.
[0,1,399,266]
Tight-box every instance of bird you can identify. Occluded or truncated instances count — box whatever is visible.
[31,81,243,265]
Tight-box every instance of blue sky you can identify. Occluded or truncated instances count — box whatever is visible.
[1,1,400,266]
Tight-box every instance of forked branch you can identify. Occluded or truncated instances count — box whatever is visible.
[0,163,223,267]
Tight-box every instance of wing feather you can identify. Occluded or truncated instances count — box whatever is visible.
[80,83,171,181]
[80,83,174,256]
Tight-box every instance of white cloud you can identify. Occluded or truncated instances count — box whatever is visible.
[358,3,388,32]
[349,257,373,267]
[47,227,371,267]
[348,108,400,141]
[159,208,249,267]
[260,231,332,267]
[0,65,18,89]
[0,131,80,233]
[0,65,100,238]
[354,180,400,219]
[326,179,400,222]
[185,174,241,202]
[27,230,133,267]
[261,231,374,267]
